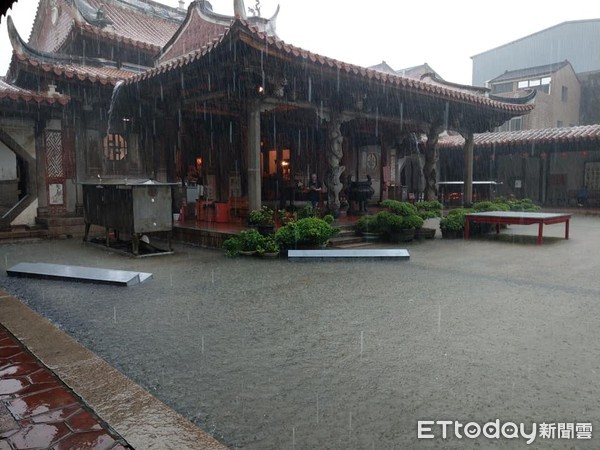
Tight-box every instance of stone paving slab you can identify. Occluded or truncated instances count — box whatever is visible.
[0,291,227,450]
[0,323,130,450]
[7,263,152,287]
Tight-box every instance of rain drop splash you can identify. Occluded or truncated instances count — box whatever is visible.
[308,76,312,102]
[349,412,353,437]
[4,254,7,269]
[113,306,117,323]
[444,101,450,131]
[292,426,296,449]
[360,331,364,355]
[170,272,173,288]
[316,393,319,424]
[211,270,215,284]
[201,335,205,354]
[438,305,441,333]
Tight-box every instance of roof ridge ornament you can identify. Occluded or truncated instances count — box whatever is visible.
[248,0,261,17]
[234,0,247,19]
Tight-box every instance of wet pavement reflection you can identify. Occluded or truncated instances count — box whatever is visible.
[0,324,130,450]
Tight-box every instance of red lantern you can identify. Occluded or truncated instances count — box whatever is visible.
[540,152,547,160]
[560,152,568,158]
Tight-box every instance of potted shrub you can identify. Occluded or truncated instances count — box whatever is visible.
[248,205,275,235]
[222,235,242,257]
[439,208,472,239]
[355,214,383,241]
[256,235,280,257]
[275,217,337,249]
[237,229,264,255]
[378,211,423,242]
[415,200,442,239]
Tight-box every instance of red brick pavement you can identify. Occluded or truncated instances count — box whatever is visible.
[0,325,131,450]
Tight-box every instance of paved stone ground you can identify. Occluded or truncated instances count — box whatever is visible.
[0,323,130,450]
[0,213,599,449]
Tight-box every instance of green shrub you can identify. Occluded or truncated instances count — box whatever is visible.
[275,217,336,248]
[355,215,383,233]
[238,229,264,251]
[510,198,541,212]
[415,200,443,219]
[322,214,335,224]
[296,205,317,219]
[404,214,424,229]
[248,206,275,225]
[380,199,418,216]
[440,208,473,231]
[256,236,280,255]
[222,236,242,257]
[473,201,510,212]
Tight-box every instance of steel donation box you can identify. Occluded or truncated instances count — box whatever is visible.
[82,180,174,255]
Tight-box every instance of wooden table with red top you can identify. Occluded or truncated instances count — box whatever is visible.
[464,211,572,245]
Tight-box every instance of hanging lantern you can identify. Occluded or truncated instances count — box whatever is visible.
[522,152,529,159]
[540,152,547,160]
[560,152,568,158]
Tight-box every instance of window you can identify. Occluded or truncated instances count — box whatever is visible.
[492,82,513,94]
[541,77,551,85]
[103,134,128,161]
[561,86,568,102]
[518,80,529,89]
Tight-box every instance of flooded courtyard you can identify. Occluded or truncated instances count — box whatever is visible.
[1,216,599,449]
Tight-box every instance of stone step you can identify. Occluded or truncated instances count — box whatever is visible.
[332,241,378,249]
[329,235,365,247]
[0,228,48,241]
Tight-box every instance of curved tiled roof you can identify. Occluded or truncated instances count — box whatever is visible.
[0,79,70,105]
[26,0,185,55]
[438,125,600,148]
[7,16,140,86]
[13,53,136,86]
[81,0,184,50]
[128,20,535,115]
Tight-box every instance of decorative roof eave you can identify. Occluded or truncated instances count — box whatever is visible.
[124,20,533,119]
[7,16,138,86]
[12,53,135,86]
[234,23,535,115]
[0,80,71,106]
[438,124,600,149]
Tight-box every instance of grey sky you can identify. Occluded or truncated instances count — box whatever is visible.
[1,0,600,85]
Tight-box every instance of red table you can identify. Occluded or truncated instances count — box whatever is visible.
[464,211,572,245]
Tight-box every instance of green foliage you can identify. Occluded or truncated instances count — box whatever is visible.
[509,198,541,212]
[222,236,242,257]
[256,235,280,255]
[248,206,275,225]
[404,214,425,230]
[415,200,443,219]
[355,215,383,233]
[439,208,473,231]
[296,205,318,219]
[473,201,509,212]
[238,229,264,251]
[322,214,335,224]
[380,200,418,216]
[377,211,404,233]
[275,217,337,248]
[488,197,540,212]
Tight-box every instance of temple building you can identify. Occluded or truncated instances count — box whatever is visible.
[1,0,534,237]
